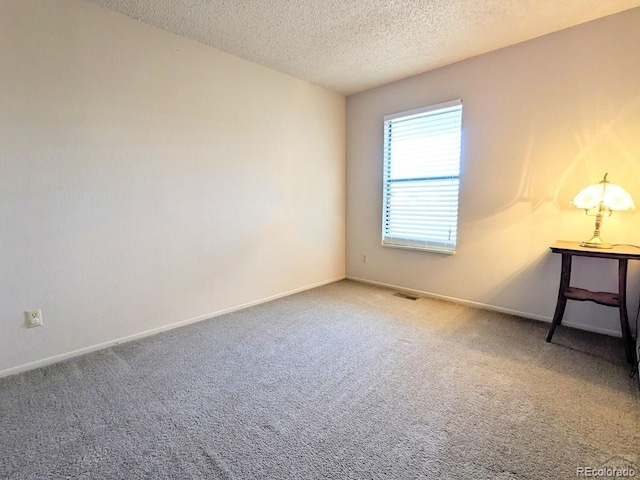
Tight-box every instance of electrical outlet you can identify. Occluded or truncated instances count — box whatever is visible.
[25,309,43,328]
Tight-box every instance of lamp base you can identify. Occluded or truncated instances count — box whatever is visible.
[580,237,612,249]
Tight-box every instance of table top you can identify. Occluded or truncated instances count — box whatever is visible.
[550,240,640,259]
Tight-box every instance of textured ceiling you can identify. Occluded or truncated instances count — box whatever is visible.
[88,0,640,95]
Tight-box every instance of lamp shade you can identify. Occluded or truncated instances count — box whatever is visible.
[571,175,634,211]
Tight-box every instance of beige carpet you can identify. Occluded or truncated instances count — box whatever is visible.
[1,279,638,479]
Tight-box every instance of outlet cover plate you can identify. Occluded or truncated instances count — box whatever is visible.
[25,309,43,328]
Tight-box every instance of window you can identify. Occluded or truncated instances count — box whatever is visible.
[382,100,463,254]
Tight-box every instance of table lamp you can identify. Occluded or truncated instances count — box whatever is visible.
[571,173,634,249]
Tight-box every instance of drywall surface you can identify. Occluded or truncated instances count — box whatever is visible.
[346,8,640,337]
[0,0,345,374]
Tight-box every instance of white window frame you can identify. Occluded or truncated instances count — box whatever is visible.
[381,99,463,254]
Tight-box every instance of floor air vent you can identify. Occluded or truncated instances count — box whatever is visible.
[393,292,419,301]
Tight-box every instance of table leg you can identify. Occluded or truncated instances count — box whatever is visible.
[617,259,636,364]
[547,253,572,342]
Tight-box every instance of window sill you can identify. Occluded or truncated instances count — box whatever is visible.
[381,242,456,255]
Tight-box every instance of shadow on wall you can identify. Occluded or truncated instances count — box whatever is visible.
[482,239,640,344]
[459,82,640,342]
[462,88,640,222]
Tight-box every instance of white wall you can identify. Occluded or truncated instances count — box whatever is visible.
[346,8,640,336]
[0,0,345,375]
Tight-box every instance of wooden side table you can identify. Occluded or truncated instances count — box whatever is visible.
[547,240,639,364]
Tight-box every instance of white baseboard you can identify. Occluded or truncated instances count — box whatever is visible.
[346,275,623,338]
[0,276,345,379]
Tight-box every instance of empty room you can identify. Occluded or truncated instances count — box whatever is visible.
[1,1,640,478]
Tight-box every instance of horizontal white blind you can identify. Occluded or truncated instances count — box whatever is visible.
[382,100,462,253]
